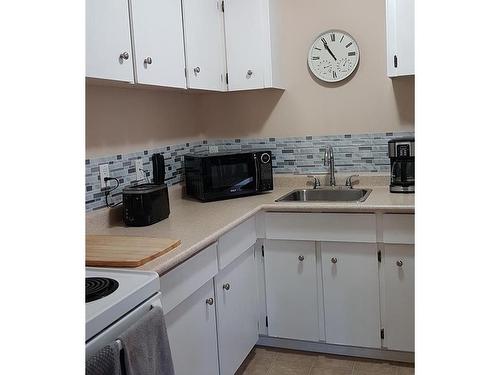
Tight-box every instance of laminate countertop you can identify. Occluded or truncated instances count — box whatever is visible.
[86,174,414,276]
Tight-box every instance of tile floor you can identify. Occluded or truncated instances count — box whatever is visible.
[235,346,414,375]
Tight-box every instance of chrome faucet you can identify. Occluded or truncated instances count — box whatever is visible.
[324,145,336,187]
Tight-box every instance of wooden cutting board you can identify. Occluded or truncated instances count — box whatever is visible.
[86,235,181,267]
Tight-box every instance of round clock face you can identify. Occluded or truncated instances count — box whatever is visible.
[307,30,360,83]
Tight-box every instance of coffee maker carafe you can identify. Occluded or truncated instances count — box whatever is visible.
[388,137,414,193]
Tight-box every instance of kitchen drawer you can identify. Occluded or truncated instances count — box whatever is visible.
[265,213,376,243]
[160,243,218,314]
[218,217,256,269]
[383,214,414,244]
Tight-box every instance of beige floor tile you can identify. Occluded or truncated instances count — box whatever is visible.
[395,366,414,375]
[267,360,312,375]
[310,366,354,375]
[314,355,355,370]
[241,362,271,375]
[353,361,398,375]
[273,350,317,367]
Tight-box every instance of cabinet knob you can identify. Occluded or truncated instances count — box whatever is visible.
[194,66,201,74]
[247,69,253,77]
[396,260,403,267]
[223,283,230,290]
[205,297,214,305]
[331,257,338,264]
[298,255,305,261]
[144,57,153,65]
[119,52,129,60]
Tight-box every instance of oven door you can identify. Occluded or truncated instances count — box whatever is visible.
[203,153,257,200]
[85,293,162,359]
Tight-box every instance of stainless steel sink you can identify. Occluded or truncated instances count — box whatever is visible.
[275,188,372,203]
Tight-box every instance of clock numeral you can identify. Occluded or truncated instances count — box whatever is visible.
[340,35,344,43]
[348,52,356,56]
[321,37,328,45]
[312,56,319,60]
[331,33,335,42]
[314,47,321,51]
[345,42,353,48]
[333,71,337,79]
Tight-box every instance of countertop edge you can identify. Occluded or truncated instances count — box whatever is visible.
[139,203,414,276]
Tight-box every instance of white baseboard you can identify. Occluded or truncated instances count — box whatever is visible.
[257,335,414,363]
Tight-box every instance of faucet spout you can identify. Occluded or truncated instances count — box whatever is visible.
[323,145,336,187]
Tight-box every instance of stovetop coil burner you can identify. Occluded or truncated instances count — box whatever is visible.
[86,277,119,303]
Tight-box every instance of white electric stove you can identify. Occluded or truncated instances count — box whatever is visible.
[85,267,161,357]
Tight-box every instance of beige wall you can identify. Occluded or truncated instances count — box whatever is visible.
[86,0,414,158]
[86,84,202,158]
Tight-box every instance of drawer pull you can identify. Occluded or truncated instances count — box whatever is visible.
[205,297,214,305]
[396,260,403,267]
[331,257,338,264]
[223,283,230,291]
[298,255,305,261]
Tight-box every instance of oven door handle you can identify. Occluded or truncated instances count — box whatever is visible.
[254,156,260,191]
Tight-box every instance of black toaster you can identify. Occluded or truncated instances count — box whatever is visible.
[122,184,170,226]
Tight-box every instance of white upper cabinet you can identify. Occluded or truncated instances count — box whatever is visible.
[223,0,265,90]
[86,0,134,83]
[129,0,186,88]
[223,0,282,91]
[182,0,226,91]
[386,0,415,77]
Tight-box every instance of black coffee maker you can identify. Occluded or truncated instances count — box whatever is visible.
[388,137,414,193]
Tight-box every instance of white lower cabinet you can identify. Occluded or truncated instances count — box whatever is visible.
[321,242,381,348]
[264,240,319,342]
[215,247,258,375]
[164,280,219,375]
[383,244,415,352]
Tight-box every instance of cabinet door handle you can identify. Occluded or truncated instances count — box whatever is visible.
[331,257,338,264]
[223,283,230,290]
[144,57,153,65]
[194,66,201,74]
[396,260,403,267]
[205,297,214,305]
[247,69,253,77]
[119,52,129,60]
[298,255,305,261]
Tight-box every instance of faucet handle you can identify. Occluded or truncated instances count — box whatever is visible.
[307,175,320,189]
[345,175,359,188]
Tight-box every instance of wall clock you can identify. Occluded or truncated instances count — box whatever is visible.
[307,30,360,83]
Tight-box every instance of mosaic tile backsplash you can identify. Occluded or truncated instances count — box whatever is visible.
[85,131,414,211]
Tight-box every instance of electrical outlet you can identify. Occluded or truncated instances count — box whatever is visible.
[99,164,110,189]
[135,159,143,182]
[209,145,219,153]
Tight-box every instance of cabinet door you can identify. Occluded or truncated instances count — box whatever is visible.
[129,0,186,88]
[321,242,381,348]
[164,280,219,375]
[223,0,266,90]
[264,240,319,341]
[215,247,258,375]
[383,244,415,352]
[386,0,414,76]
[183,0,226,90]
[86,0,134,82]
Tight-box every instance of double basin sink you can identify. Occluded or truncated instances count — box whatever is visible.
[276,188,372,203]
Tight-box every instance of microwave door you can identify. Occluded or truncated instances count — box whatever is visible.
[207,155,257,197]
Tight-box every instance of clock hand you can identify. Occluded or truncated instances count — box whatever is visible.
[321,39,337,61]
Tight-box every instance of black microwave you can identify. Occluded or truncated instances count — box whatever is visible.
[184,151,273,201]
